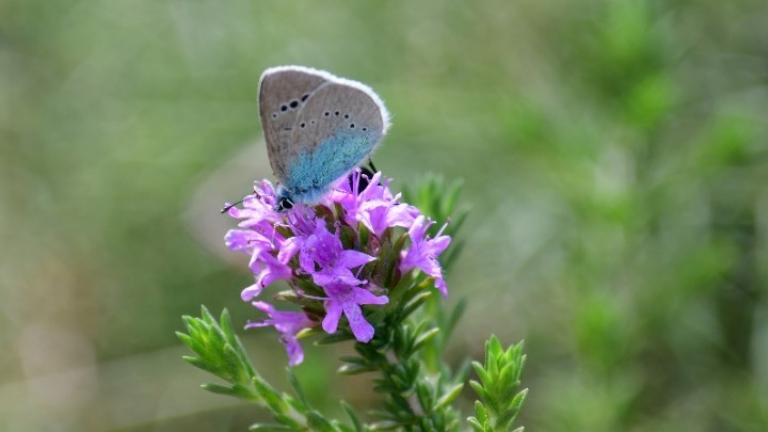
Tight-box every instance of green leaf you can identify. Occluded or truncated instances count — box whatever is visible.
[369,420,400,430]
[509,388,528,412]
[182,355,218,375]
[175,331,196,349]
[338,356,368,366]
[434,382,464,411]
[400,290,433,319]
[296,327,323,339]
[412,327,440,353]
[248,423,294,431]
[231,383,260,401]
[474,400,489,422]
[467,417,484,432]
[272,413,304,430]
[341,400,364,432]
[287,368,309,409]
[307,410,337,432]
[316,331,355,345]
[200,382,236,396]
[471,362,490,387]
[200,305,216,325]
[338,363,377,375]
[415,381,433,412]
[468,380,487,402]
[443,298,467,342]
[251,375,287,415]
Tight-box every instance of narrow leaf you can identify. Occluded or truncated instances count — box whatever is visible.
[434,382,464,410]
[341,400,363,432]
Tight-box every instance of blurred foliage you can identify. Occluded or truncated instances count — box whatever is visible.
[1,0,768,431]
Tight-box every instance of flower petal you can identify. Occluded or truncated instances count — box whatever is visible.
[241,283,263,301]
[299,247,316,274]
[352,287,389,306]
[313,270,364,288]
[420,258,444,279]
[283,336,305,366]
[339,250,376,269]
[430,235,452,256]
[386,204,419,230]
[435,277,448,297]
[251,301,275,315]
[244,320,271,329]
[224,229,258,252]
[362,206,389,237]
[278,236,301,263]
[322,300,343,334]
[343,302,375,343]
[408,216,430,243]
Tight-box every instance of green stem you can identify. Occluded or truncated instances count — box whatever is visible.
[351,317,458,432]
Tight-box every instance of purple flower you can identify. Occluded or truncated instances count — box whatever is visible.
[245,301,313,366]
[359,200,420,237]
[224,229,272,254]
[330,171,388,222]
[333,170,419,236]
[400,216,451,296]
[225,181,290,281]
[225,169,453,363]
[321,279,389,342]
[299,220,375,287]
[227,180,282,228]
[241,237,301,301]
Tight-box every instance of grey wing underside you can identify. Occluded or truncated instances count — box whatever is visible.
[281,82,387,197]
[290,81,386,157]
[258,67,331,181]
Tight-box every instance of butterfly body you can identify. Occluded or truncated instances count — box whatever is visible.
[258,66,389,211]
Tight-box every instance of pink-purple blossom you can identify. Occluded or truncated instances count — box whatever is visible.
[400,216,452,296]
[299,219,375,287]
[321,279,388,342]
[245,302,313,366]
[241,237,300,302]
[332,170,420,236]
[224,169,452,365]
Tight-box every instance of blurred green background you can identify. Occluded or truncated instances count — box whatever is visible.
[2,0,768,430]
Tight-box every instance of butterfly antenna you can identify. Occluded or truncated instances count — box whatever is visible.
[221,198,245,214]
[367,158,378,172]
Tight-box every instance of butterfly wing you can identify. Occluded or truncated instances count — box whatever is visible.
[258,66,332,181]
[281,80,389,202]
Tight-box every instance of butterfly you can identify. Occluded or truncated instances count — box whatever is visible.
[258,66,390,211]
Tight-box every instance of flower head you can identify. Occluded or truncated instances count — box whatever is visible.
[225,169,452,365]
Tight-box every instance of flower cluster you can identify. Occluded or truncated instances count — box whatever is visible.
[224,170,451,365]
